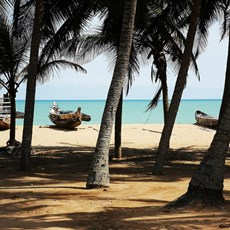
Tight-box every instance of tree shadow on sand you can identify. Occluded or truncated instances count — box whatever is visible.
[0,146,230,229]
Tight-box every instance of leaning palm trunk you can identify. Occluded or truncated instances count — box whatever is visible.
[8,0,21,147]
[12,0,21,35]
[86,0,137,188]
[218,33,230,123]
[161,73,169,123]
[168,96,230,208]
[157,52,169,123]
[8,87,16,146]
[153,0,202,175]
[20,0,44,170]
[114,91,123,159]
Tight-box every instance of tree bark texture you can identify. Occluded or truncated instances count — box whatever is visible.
[114,91,123,159]
[20,0,44,170]
[218,32,230,124]
[161,71,169,124]
[167,95,230,208]
[86,0,137,188]
[9,86,16,146]
[153,0,202,175]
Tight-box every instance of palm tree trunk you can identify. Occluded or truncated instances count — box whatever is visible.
[8,86,16,146]
[168,96,230,208]
[153,0,202,175]
[20,0,44,170]
[161,73,169,123]
[86,0,137,188]
[8,0,21,147]
[114,91,123,159]
[13,0,20,35]
[218,32,230,124]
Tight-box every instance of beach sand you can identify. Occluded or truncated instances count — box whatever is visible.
[0,124,230,229]
[0,124,216,149]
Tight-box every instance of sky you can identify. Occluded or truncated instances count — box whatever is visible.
[2,23,229,100]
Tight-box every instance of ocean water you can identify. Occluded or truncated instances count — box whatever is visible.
[15,99,221,126]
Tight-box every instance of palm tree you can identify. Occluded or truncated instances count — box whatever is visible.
[153,0,226,175]
[69,1,142,160]
[218,0,230,123]
[114,91,123,158]
[77,9,138,161]
[168,90,230,207]
[73,1,194,159]
[0,0,31,147]
[139,0,201,124]
[169,0,230,207]
[19,0,94,170]
[163,0,230,208]
[20,0,45,170]
[152,0,205,175]
[146,49,169,123]
[0,0,88,150]
[218,36,230,123]
[86,0,137,188]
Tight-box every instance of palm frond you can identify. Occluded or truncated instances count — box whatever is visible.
[37,60,86,84]
[146,86,162,111]
[72,33,113,64]
[15,0,34,40]
[0,77,8,90]
[0,0,12,16]
[124,47,140,96]
[39,1,95,63]
[0,13,30,79]
[220,0,230,40]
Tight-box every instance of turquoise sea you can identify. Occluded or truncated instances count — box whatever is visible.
[15,99,221,126]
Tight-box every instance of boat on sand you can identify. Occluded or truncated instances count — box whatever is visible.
[0,116,10,130]
[195,110,218,128]
[48,102,91,129]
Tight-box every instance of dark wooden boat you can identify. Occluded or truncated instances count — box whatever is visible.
[48,102,91,129]
[16,111,24,119]
[0,116,10,131]
[195,110,218,128]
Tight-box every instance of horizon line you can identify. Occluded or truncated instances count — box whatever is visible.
[16,98,222,101]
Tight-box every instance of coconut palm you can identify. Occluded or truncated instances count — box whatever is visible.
[20,0,44,170]
[0,1,31,147]
[86,0,137,188]
[67,1,200,184]
[218,0,230,123]
[152,0,224,175]
[139,0,201,124]
[72,0,196,160]
[19,0,95,170]
[168,86,230,207]
[115,92,123,158]
[141,2,181,123]
[146,50,169,123]
[166,0,230,208]
[68,1,145,160]
[0,0,85,153]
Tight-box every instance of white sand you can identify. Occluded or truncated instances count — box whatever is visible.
[0,124,215,149]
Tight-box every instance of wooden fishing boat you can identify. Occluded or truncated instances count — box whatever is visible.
[195,110,218,128]
[48,102,91,129]
[16,111,24,119]
[0,116,10,131]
